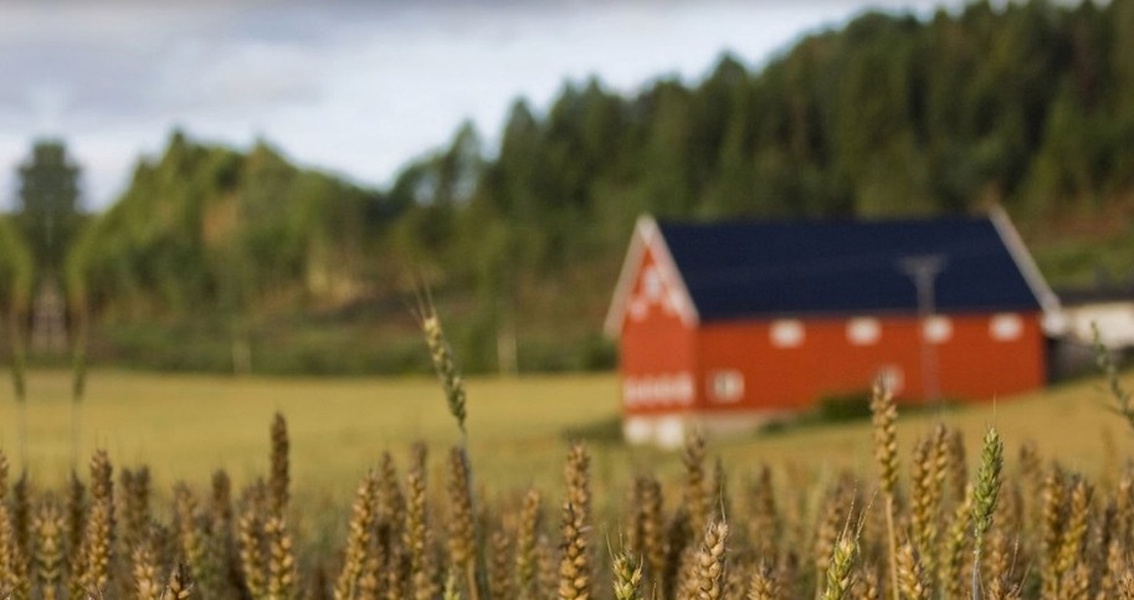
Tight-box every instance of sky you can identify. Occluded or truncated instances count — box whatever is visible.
[0,0,968,211]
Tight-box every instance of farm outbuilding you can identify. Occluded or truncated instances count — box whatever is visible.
[604,209,1061,447]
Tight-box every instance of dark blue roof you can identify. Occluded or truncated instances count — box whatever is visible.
[657,216,1041,321]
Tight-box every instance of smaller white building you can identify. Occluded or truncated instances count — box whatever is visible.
[1052,289,1134,349]
[1049,287,1134,380]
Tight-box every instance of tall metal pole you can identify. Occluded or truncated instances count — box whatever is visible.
[898,255,947,403]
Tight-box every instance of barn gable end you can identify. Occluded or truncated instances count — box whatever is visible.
[603,215,698,338]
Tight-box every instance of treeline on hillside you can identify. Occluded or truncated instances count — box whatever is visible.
[67,132,392,320]
[0,216,33,329]
[389,0,1134,294]
[22,0,1134,375]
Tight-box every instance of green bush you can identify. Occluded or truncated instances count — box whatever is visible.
[815,390,873,423]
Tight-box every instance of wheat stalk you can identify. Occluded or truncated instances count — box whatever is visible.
[939,485,972,600]
[612,550,643,600]
[1055,474,1092,596]
[486,523,511,599]
[746,561,780,600]
[160,562,194,600]
[334,470,379,600]
[747,465,779,564]
[869,379,900,600]
[1039,463,1066,596]
[237,481,267,599]
[513,487,542,599]
[204,469,234,599]
[691,520,729,600]
[0,498,29,600]
[11,472,30,573]
[970,427,1003,600]
[682,432,709,539]
[264,513,296,600]
[419,299,468,435]
[77,450,114,599]
[121,467,151,552]
[33,495,64,600]
[404,444,434,600]
[269,413,290,518]
[822,534,858,600]
[920,424,951,587]
[446,446,479,600]
[944,428,967,508]
[132,537,161,600]
[895,539,928,600]
[558,443,592,600]
[173,483,208,590]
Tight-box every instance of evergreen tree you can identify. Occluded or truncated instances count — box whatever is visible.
[16,140,82,277]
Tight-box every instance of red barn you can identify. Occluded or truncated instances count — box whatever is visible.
[604,209,1060,447]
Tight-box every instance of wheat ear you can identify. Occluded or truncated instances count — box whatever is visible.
[822,534,858,600]
[78,450,114,599]
[746,561,780,600]
[33,495,64,600]
[420,299,467,435]
[869,379,900,600]
[514,487,542,599]
[132,537,161,600]
[269,413,290,517]
[682,432,709,539]
[691,520,729,600]
[558,443,592,600]
[970,427,1003,600]
[404,444,435,600]
[446,446,478,600]
[237,481,267,599]
[612,550,644,600]
[160,562,194,600]
[333,470,379,600]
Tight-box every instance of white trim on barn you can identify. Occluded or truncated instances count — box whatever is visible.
[989,205,1065,334]
[603,215,700,337]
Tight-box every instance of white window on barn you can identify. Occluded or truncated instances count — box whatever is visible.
[923,316,953,344]
[709,370,744,404]
[770,320,805,348]
[989,313,1023,341]
[847,318,881,346]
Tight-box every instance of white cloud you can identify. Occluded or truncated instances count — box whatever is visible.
[0,1,966,211]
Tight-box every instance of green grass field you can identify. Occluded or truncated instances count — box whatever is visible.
[0,368,1131,513]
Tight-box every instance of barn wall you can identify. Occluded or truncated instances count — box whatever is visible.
[617,245,699,417]
[935,312,1046,399]
[694,311,1046,412]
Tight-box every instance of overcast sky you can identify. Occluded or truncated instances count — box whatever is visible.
[0,1,967,211]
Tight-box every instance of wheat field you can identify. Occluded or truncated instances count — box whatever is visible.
[0,367,1128,498]
[0,356,1133,598]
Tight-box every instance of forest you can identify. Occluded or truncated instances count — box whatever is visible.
[4,0,1134,375]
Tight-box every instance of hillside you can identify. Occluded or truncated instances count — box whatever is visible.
[60,0,1134,374]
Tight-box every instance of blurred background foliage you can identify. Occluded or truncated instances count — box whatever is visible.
[5,0,1134,375]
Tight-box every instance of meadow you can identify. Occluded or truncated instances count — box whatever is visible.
[2,368,1130,503]
[2,367,1130,494]
[0,363,1132,599]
